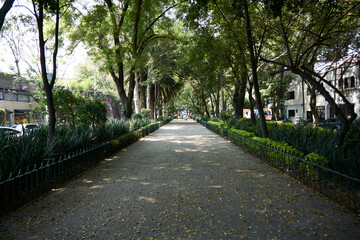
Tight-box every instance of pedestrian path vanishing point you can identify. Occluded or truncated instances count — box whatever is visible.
[1,119,359,239]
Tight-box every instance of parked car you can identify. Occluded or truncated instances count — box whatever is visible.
[12,123,39,135]
[0,127,22,137]
[283,116,309,126]
[318,118,340,130]
[24,123,39,131]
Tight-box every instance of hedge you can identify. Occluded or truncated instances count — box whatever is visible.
[205,121,329,178]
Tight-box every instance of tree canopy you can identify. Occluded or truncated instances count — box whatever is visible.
[1,0,359,144]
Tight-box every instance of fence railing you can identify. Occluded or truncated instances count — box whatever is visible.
[198,119,360,215]
[0,118,172,216]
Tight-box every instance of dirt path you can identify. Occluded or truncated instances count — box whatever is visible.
[1,119,359,239]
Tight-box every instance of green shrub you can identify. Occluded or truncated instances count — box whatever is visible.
[131,113,142,120]
[227,117,253,130]
[127,118,152,132]
[157,116,167,121]
[0,109,5,126]
[219,111,233,122]
[230,128,255,138]
[141,108,151,119]
[303,153,329,177]
[204,118,359,178]
[208,121,229,129]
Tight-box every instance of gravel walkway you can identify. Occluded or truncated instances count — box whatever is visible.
[1,119,359,240]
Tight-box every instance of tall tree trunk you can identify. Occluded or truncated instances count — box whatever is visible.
[201,88,210,117]
[112,62,128,119]
[146,84,150,109]
[134,71,141,114]
[139,67,147,110]
[34,0,60,143]
[244,0,268,138]
[0,0,14,31]
[163,96,167,116]
[121,0,142,119]
[154,85,158,121]
[233,83,241,119]
[210,94,216,116]
[272,93,282,121]
[248,82,256,126]
[238,82,246,119]
[307,82,320,124]
[149,85,155,119]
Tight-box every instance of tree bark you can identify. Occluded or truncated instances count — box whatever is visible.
[0,0,14,31]
[149,85,155,119]
[34,0,60,143]
[139,68,147,109]
[244,0,268,137]
[134,71,141,114]
[306,82,320,124]
[126,67,136,118]
[233,83,241,119]
[201,88,210,117]
[248,82,256,126]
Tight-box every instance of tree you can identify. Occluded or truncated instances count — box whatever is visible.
[31,0,75,142]
[72,0,176,119]
[260,69,294,121]
[35,88,108,128]
[262,0,360,144]
[77,96,108,126]
[0,15,34,77]
[0,0,15,31]
[53,89,78,128]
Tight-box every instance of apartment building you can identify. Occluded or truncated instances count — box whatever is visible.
[0,72,39,126]
[283,61,360,122]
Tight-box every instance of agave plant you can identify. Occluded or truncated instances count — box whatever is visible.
[0,127,52,180]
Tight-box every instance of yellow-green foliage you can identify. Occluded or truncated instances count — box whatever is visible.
[230,128,255,138]
[251,137,303,157]
[0,109,5,126]
[302,152,329,177]
[305,152,329,165]
[208,121,229,129]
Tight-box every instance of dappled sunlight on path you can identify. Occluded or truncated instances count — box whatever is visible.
[1,119,359,239]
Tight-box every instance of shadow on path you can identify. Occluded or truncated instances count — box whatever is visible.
[1,119,359,239]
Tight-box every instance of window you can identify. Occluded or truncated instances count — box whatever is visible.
[288,109,295,117]
[0,88,3,100]
[287,91,295,100]
[349,76,355,88]
[339,78,343,88]
[342,76,356,89]
[316,106,325,121]
[18,94,29,102]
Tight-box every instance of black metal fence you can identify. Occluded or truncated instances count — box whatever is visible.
[0,118,172,216]
[198,119,360,215]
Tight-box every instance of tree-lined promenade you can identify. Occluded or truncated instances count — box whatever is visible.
[1,0,359,144]
[1,1,360,238]
[1,119,359,239]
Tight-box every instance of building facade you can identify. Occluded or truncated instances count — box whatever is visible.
[283,61,360,122]
[0,73,39,126]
